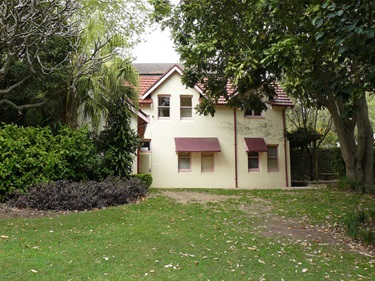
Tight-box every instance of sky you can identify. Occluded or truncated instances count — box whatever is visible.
[132,0,180,63]
[133,26,180,63]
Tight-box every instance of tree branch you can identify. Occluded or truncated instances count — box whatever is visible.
[0,74,32,95]
[0,98,48,115]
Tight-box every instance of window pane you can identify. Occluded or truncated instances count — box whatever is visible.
[268,159,278,169]
[248,152,259,169]
[267,146,278,170]
[158,108,170,117]
[181,108,192,118]
[248,158,259,169]
[140,141,150,151]
[244,109,253,116]
[158,96,170,117]
[178,152,190,170]
[245,109,262,116]
[159,96,170,106]
[178,158,190,169]
[201,153,213,170]
[181,97,192,106]
[268,146,277,157]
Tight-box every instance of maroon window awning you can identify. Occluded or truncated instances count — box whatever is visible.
[175,138,221,152]
[244,138,268,152]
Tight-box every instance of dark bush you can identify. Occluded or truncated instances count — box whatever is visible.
[131,173,153,188]
[9,177,147,211]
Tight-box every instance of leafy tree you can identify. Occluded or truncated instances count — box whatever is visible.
[1,0,151,128]
[161,0,374,189]
[287,97,334,180]
[93,59,139,178]
[0,0,79,115]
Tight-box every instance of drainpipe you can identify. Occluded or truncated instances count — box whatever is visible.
[234,108,238,188]
[137,120,140,174]
[282,108,289,187]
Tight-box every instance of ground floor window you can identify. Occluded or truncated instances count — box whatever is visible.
[178,152,191,172]
[248,151,260,171]
[267,145,279,171]
[201,152,214,172]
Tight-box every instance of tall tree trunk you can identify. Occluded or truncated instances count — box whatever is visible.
[313,141,319,181]
[325,96,358,181]
[356,93,374,190]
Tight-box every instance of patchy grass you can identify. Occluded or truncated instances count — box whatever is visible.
[0,188,374,280]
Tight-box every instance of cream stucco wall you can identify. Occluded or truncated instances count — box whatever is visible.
[136,71,291,189]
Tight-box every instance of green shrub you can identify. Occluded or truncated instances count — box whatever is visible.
[343,209,375,246]
[95,102,138,179]
[331,147,346,177]
[336,177,363,192]
[0,124,105,201]
[9,177,148,211]
[131,173,153,188]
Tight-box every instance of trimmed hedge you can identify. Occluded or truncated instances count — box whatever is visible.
[10,177,148,211]
[0,124,104,201]
[131,173,153,188]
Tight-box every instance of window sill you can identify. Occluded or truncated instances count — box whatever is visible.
[178,169,191,173]
[248,169,260,172]
[201,169,214,173]
[267,169,279,172]
[244,116,265,119]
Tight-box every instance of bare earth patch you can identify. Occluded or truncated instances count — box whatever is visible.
[159,190,374,256]
[0,203,60,219]
[159,190,241,205]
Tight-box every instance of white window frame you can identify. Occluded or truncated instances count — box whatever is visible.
[178,152,191,172]
[267,145,279,172]
[201,152,214,172]
[244,109,263,118]
[248,151,260,172]
[180,95,193,120]
[158,95,171,119]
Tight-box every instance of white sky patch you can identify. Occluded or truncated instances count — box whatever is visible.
[133,0,180,63]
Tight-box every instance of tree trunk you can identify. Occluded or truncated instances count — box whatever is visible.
[313,141,319,181]
[356,93,374,190]
[323,93,374,190]
[325,96,358,181]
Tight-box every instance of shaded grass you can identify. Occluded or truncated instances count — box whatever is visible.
[0,188,374,280]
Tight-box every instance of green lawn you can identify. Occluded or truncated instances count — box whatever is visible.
[1,188,374,280]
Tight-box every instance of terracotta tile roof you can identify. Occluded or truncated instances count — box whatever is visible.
[271,86,294,107]
[138,75,160,96]
[135,64,293,107]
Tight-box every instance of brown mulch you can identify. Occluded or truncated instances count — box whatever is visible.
[0,203,62,219]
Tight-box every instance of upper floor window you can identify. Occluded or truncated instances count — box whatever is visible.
[248,151,260,171]
[180,96,192,119]
[158,96,170,118]
[245,108,262,118]
[267,145,279,171]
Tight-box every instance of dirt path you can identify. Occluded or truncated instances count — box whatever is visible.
[158,190,374,256]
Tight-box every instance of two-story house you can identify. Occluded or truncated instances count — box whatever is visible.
[132,63,293,189]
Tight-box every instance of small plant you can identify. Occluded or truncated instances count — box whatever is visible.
[343,209,375,246]
[9,177,148,211]
[131,173,153,188]
[336,177,363,192]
